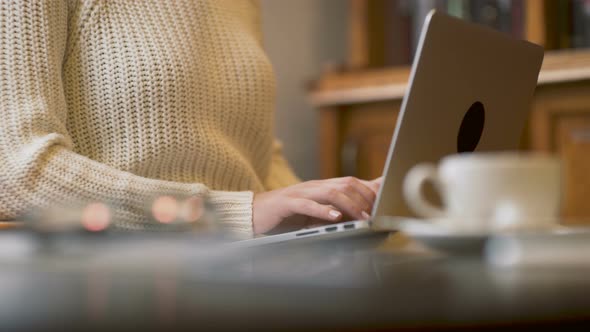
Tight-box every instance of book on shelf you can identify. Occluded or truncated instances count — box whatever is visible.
[552,0,572,49]
[382,0,413,66]
[572,0,590,48]
[510,0,524,40]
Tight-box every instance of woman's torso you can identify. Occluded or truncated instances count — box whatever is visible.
[63,0,274,192]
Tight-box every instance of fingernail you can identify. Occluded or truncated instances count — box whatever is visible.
[361,211,370,220]
[329,210,342,219]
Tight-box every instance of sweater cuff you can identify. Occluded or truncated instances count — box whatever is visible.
[207,190,254,239]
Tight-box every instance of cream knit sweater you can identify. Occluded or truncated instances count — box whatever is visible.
[0,1,300,237]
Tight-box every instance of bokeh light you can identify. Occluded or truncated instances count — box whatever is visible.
[178,196,204,223]
[81,202,111,232]
[152,196,179,224]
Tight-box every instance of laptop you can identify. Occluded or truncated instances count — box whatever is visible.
[237,10,544,247]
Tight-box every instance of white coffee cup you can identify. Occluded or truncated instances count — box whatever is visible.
[403,152,562,232]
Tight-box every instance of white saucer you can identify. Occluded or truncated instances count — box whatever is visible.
[397,218,570,255]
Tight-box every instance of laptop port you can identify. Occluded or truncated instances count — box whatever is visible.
[325,226,337,232]
[343,224,355,230]
[296,230,319,237]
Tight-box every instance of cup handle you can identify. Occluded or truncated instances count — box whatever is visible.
[403,164,446,219]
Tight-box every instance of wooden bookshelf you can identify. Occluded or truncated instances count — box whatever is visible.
[311,50,590,106]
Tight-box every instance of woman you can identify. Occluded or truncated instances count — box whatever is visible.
[0,1,379,238]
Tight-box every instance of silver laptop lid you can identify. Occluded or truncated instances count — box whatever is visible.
[372,10,544,218]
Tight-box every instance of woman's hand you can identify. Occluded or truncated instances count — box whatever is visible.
[252,177,382,235]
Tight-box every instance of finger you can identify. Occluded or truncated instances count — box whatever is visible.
[338,177,376,212]
[297,184,368,216]
[360,178,381,195]
[292,178,374,218]
[310,187,369,220]
[336,177,376,214]
[288,198,343,222]
[333,182,372,213]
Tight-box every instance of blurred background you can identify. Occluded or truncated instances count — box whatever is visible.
[261,0,348,181]
[261,0,590,223]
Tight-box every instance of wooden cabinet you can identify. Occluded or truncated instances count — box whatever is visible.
[557,118,590,221]
[530,82,590,222]
[311,50,590,221]
[341,101,399,178]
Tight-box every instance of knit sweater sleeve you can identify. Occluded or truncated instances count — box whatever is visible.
[264,140,301,190]
[0,2,253,237]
